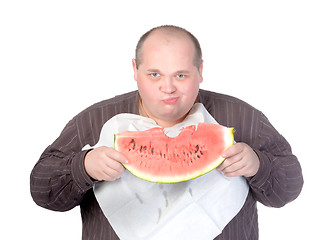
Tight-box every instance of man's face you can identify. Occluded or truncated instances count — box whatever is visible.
[133,32,203,127]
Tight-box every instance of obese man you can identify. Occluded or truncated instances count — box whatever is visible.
[30,25,303,239]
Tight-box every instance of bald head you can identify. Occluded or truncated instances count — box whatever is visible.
[135,25,203,70]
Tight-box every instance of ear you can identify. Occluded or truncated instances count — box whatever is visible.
[199,61,204,83]
[132,58,138,81]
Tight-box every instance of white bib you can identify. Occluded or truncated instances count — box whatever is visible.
[89,103,249,240]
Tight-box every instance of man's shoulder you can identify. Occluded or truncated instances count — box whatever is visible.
[91,90,138,108]
[77,90,139,118]
[199,89,256,109]
[198,89,264,138]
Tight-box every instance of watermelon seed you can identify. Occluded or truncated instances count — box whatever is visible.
[197,155,200,158]
[140,146,143,152]
[151,148,154,154]
[195,145,199,153]
[131,139,136,149]
[143,146,147,150]
[200,151,203,155]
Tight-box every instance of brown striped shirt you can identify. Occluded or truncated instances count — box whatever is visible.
[30,89,303,239]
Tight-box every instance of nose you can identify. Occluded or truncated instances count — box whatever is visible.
[160,76,176,94]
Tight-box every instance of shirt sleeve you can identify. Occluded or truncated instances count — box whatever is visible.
[30,117,95,212]
[248,113,304,208]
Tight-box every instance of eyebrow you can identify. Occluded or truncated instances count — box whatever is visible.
[146,69,191,74]
[175,70,190,74]
[146,69,161,73]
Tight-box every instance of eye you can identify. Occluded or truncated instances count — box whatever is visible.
[177,74,185,79]
[151,73,160,78]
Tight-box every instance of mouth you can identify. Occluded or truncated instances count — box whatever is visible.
[162,97,179,104]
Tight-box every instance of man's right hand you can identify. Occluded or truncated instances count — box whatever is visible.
[84,146,129,181]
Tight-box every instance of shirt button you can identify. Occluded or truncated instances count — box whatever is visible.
[85,183,91,187]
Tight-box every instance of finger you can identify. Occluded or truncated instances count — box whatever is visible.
[102,167,123,181]
[221,143,244,159]
[104,147,129,164]
[101,173,118,182]
[221,160,246,175]
[104,159,126,174]
[223,167,246,177]
[218,151,244,171]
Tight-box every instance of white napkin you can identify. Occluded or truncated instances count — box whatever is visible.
[91,103,249,240]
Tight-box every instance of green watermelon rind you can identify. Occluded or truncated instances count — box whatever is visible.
[114,126,235,183]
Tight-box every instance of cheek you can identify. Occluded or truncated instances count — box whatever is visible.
[179,79,200,96]
[137,80,159,101]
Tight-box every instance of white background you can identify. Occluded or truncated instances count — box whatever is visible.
[1,0,329,239]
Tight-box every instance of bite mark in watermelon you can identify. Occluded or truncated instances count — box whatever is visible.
[114,123,235,183]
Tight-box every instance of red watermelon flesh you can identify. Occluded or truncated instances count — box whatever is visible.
[114,122,235,183]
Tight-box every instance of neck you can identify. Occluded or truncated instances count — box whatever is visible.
[138,95,185,128]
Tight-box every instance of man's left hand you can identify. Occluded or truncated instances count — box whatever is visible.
[217,142,260,178]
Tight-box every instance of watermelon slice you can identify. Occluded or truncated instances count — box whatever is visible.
[114,123,234,183]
